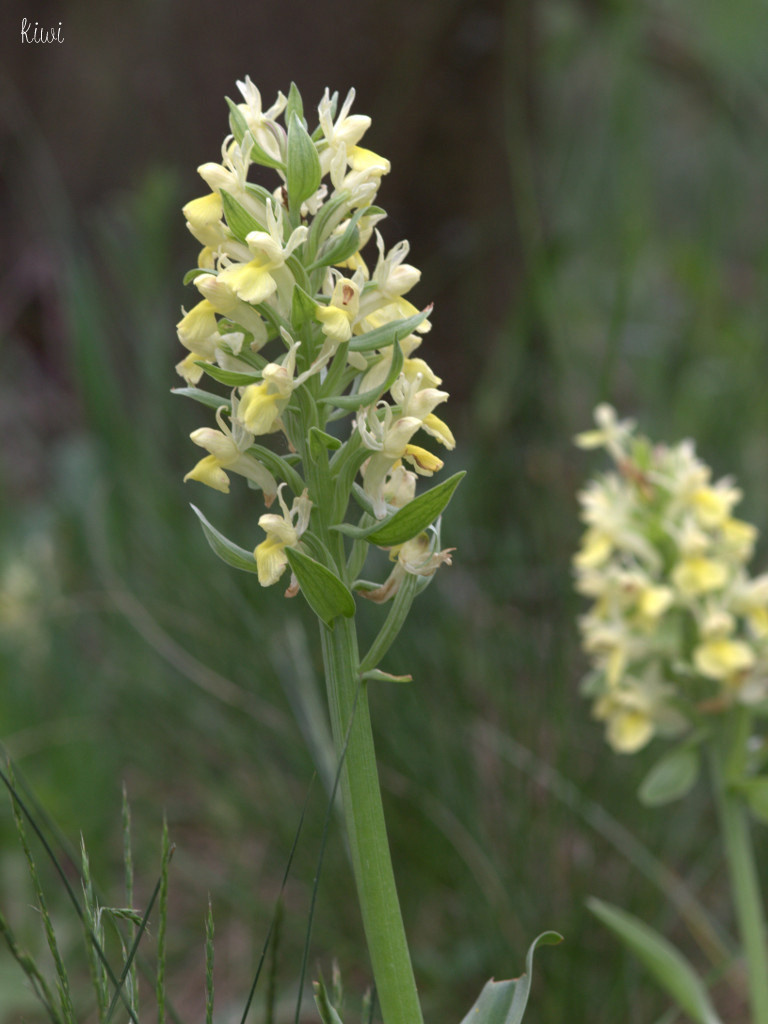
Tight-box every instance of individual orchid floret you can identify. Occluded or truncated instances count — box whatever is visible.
[371,235,421,300]
[183,192,227,249]
[575,403,636,462]
[316,273,361,344]
[176,300,221,360]
[235,76,288,164]
[391,371,455,450]
[253,486,312,588]
[218,200,307,307]
[237,335,300,436]
[329,142,391,209]
[382,462,417,509]
[591,674,681,755]
[184,402,278,501]
[357,403,444,518]
[194,274,269,348]
[362,531,454,604]
[317,87,371,174]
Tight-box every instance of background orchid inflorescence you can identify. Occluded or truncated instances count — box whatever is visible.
[574,404,768,755]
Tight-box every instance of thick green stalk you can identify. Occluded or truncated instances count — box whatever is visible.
[709,719,768,1024]
[320,615,423,1024]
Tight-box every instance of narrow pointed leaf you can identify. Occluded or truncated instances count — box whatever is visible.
[172,387,232,413]
[587,898,723,1024]
[190,505,259,574]
[285,548,355,626]
[349,307,431,353]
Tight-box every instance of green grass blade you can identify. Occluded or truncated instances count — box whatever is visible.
[0,763,141,1024]
[239,779,315,1024]
[587,897,724,1024]
[205,897,215,1024]
[293,685,361,1024]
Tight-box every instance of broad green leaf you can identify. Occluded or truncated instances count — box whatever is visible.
[195,362,261,387]
[638,747,700,807]
[172,387,232,413]
[587,898,723,1024]
[335,471,466,546]
[285,548,355,626]
[349,307,432,353]
[740,776,768,823]
[220,188,264,243]
[459,932,561,1024]
[287,112,322,210]
[190,506,259,574]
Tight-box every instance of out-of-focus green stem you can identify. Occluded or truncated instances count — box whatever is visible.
[320,615,423,1024]
[709,713,768,1024]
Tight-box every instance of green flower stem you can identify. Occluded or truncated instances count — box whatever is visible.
[320,614,423,1024]
[709,716,768,1024]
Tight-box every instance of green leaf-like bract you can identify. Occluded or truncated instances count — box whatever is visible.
[587,898,723,1024]
[285,548,355,626]
[739,776,768,823]
[321,337,404,411]
[638,747,700,807]
[337,471,465,547]
[195,362,261,387]
[220,188,264,243]
[190,505,259,574]
[287,113,322,211]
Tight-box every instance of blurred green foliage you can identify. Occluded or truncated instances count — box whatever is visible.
[2,1,768,1021]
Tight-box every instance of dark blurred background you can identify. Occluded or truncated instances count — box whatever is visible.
[2,1,768,1021]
